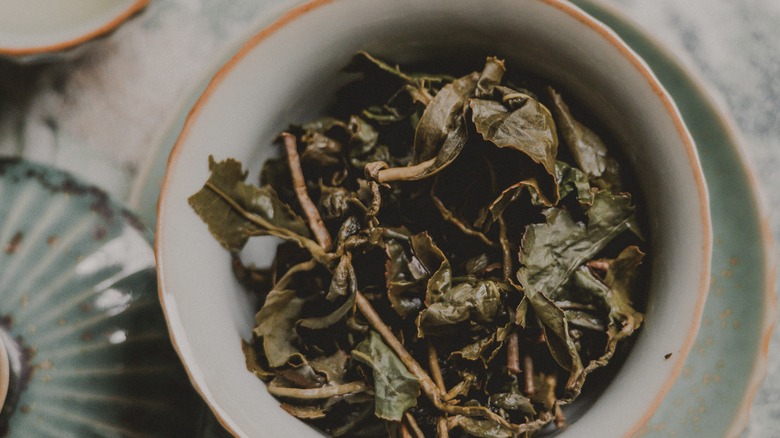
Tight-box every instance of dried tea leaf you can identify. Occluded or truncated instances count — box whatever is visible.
[188,156,312,252]
[372,71,479,182]
[555,161,593,206]
[253,288,309,368]
[352,331,421,421]
[280,403,327,420]
[516,190,635,385]
[517,190,636,302]
[417,280,503,336]
[471,92,558,177]
[548,87,621,189]
[490,385,537,417]
[410,232,451,305]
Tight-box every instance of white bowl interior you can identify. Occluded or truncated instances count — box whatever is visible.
[157,0,710,436]
[0,0,140,51]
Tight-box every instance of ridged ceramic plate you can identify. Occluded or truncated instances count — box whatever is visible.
[129,0,774,436]
[0,158,205,436]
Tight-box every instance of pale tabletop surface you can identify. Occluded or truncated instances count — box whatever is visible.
[0,0,777,436]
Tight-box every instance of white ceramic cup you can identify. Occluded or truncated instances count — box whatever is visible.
[0,0,148,62]
[156,0,712,436]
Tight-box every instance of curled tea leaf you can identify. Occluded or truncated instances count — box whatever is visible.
[471,91,558,177]
[371,71,479,182]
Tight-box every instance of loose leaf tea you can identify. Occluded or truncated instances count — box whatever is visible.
[189,53,647,437]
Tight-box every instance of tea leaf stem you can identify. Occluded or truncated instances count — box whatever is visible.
[282,132,333,250]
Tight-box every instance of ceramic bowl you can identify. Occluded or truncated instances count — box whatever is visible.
[0,0,148,63]
[156,0,712,436]
[0,158,205,436]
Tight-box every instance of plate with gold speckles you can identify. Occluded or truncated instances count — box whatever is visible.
[0,158,210,436]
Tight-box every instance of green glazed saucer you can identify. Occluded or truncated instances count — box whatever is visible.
[128,1,774,436]
[0,158,204,436]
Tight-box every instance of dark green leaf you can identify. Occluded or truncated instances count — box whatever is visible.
[569,246,644,378]
[449,324,511,366]
[490,385,537,417]
[253,288,309,368]
[517,190,636,302]
[241,337,275,381]
[410,232,451,305]
[188,156,312,252]
[280,403,327,420]
[301,132,343,167]
[327,253,358,301]
[318,184,352,220]
[351,331,420,421]
[548,87,621,189]
[526,289,583,375]
[394,71,479,180]
[516,190,635,384]
[417,279,503,336]
[475,56,506,98]
[470,91,558,177]
[556,161,593,206]
[384,237,422,318]
[384,232,450,318]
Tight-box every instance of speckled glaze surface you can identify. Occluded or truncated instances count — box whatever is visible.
[0,158,203,436]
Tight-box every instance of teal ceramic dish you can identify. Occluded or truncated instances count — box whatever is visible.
[130,0,773,436]
[0,158,203,436]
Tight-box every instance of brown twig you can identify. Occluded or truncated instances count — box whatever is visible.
[354,292,442,404]
[436,417,449,438]
[267,381,367,399]
[586,259,610,273]
[400,422,413,438]
[428,341,447,393]
[274,259,318,290]
[554,403,568,430]
[355,292,534,432]
[524,354,535,396]
[372,157,436,183]
[506,332,521,374]
[431,180,499,249]
[282,132,332,250]
[498,215,512,281]
[443,380,470,402]
[404,412,426,438]
[367,180,382,219]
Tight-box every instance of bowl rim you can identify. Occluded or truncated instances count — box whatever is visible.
[155,0,713,436]
[0,0,149,57]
